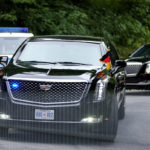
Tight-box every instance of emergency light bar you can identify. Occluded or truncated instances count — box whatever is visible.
[0,27,28,33]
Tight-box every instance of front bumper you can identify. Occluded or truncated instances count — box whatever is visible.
[0,95,114,140]
[0,118,112,139]
[126,74,150,89]
[126,82,150,89]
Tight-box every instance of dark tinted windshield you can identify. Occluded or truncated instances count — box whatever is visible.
[0,37,27,55]
[17,41,103,66]
[131,44,150,57]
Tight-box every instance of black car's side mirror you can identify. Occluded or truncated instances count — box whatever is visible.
[111,60,126,75]
[0,56,8,69]
[115,60,127,68]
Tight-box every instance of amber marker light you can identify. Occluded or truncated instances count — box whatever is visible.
[0,71,3,76]
[104,117,109,121]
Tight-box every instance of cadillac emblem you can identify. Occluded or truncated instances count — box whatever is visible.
[40,84,52,91]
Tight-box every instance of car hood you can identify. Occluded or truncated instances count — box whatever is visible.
[4,63,105,82]
[126,56,150,63]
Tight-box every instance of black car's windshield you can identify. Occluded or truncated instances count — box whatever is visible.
[131,44,150,57]
[0,37,27,55]
[17,41,103,66]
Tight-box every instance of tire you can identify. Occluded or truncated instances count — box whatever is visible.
[104,94,118,142]
[118,96,125,120]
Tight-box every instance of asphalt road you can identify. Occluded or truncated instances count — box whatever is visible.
[0,90,150,150]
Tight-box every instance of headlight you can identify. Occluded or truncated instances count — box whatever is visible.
[145,64,150,74]
[94,79,107,101]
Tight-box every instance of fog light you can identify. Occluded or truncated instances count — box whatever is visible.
[81,116,102,123]
[0,114,10,119]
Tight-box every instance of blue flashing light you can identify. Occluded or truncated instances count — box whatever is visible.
[0,27,28,33]
[11,83,19,89]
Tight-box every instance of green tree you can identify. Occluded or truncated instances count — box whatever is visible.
[0,0,150,59]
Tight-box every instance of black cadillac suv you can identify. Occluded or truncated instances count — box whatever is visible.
[0,35,126,141]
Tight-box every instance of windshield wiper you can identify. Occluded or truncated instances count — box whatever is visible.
[17,60,92,66]
[17,60,57,64]
[55,62,92,66]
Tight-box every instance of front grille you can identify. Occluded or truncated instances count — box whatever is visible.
[7,80,88,105]
[126,62,142,76]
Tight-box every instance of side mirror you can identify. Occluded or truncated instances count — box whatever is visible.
[0,56,8,69]
[115,60,126,68]
[111,60,126,75]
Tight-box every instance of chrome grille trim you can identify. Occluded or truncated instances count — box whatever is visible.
[7,80,89,105]
[6,77,89,83]
[126,62,142,77]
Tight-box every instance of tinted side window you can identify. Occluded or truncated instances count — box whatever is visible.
[132,45,150,57]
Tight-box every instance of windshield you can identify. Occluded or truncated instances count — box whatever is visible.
[131,44,150,57]
[17,41,103,66]
[0,37,27,55]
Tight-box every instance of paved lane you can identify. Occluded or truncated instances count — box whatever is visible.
[0,90,150,150]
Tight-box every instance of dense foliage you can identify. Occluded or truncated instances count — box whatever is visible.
[0,0,150,59]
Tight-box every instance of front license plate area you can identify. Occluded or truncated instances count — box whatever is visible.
[35,109,54,120]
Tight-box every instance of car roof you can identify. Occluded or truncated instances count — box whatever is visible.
[29,35,105,44]
[143,43,150,47]
[0,33,33,37]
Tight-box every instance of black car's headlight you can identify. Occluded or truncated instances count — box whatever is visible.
[145,64,150,74]
[94,79,107,101]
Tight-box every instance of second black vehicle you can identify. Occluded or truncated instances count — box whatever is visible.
[126,44,150,89]
[0,35,126,141]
